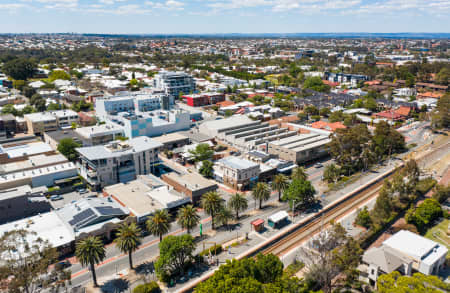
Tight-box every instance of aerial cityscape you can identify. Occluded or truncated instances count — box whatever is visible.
[0,1,449,293]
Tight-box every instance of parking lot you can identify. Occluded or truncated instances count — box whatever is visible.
[49,190,99,209]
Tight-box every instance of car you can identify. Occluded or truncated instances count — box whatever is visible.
[55,260,71,270]
[314,163,323,168]
[50,195,63,201]
[77,188,88,194]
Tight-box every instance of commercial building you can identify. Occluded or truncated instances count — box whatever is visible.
[153,71,196,99]
[55,197,129,239]
[0,212,75,255]
[0,140,77,189]
[43,129,85,150]
[214,156,260,190]
[268,133,331,164]
[75,124,125,146]
[182,92,225,107]
[162,172,218,204]
[152,132,190,150]
[24,110,79,135]
[76,136,163,190]
[0,185,50,224]
[108,109,191,138]
[360,230,448,285]
[95,93,170,121]
[0,114,17,139]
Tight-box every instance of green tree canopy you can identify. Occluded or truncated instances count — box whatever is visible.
[406,198,442,232]
[49,70,71,81]
[377,272,450,293]
[57,138,81,161]
[282,178,316,210]
[303,76,330,92]
[199,160,214,178]
[115,222,142,269]
[177,205,200,234]
[201,191,223,230]
[146,209,171,242]
[228,193,248,219]
[3,58,36,80]
[252,182,271,210]
[189,143,214,162]
[75,236,106,287]
[155,235,195,282]
[432,93,450,129]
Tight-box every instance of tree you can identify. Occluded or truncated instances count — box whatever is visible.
[329,111,344,123]
[133,282,161,293]
[323,163,340,183]
[57,138,81,162]
[177,205,200,234]
[216,207,233,230]
[0,230,71,293]
[199,160,214,178]
[47,103,61,111]
[373,121,405,158]
[189,143,214,162]
[297,112,308,121]
[355,206,372,229]
[154,235,195,281]
[406,198,442,232]
[22,86,36,98]
[303,76,330,92]
[34,98,47,112]
[319,107,331,117]
[252,182,271,210]
[377,272,450,293]
[48,70,70,81]
[304,105,319,116]
[371,184,394,224]
[272,174,289,202]
[115,222,142,269]
[431,93,450,129]
[75,236,106,287]
[282,179,316,210]
[1,104,18,116]
[433,184,450,203]
[3,58,36,80]
[146,210,171,242]
[303,223,355,293]
[195,254,304,293]
[201,191,223,230]
[291,166,307,181]
[228,193,248,219]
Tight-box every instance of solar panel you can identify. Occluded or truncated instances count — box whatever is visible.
[96,206,124,216]
[69,208,95,227]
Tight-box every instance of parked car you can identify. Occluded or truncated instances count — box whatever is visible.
[77,188,88,194]
[314,163,323,168]
[55,260,71,270]
[50,195,63,201]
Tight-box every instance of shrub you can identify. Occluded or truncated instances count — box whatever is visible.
[132,282,160,293]
[415,177,437,196]
[199,244,222,257]
[284,260,305,277]
[47,186,60,192]
[355,207,372,229]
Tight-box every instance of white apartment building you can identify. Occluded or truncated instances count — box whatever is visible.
[153,71,196,99]
[24,110,79,135]
[76,136,163,190]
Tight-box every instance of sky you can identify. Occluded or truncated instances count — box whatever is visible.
[0,0,449,34]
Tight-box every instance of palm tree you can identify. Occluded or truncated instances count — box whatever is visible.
[177,205,200,234]
[146,209,171,242]
[229,193,248,219]
[201,191,223,230]
[114,222,142,269]
[252,182,271,210]
[292,166,307,181]
[75,236,106,287]
[217,207,233,230]
[272,174,289,202]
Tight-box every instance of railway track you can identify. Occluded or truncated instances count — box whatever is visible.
[260,141,450,257]
[262,175,388,256]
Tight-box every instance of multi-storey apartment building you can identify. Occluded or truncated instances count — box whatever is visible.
[24,110,79,135]
[153,71,196,99]
[76,136,163,190]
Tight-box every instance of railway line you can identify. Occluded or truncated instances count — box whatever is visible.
[176,140,449,292]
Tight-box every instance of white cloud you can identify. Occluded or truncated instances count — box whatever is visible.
[145,0,185,10]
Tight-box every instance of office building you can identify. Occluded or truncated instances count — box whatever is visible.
[162,172,218,204]
[76,136,163,190]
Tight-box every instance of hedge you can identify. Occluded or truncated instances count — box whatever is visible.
[198,244,223,257]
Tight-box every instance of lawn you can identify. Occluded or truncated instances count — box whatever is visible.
[425,218,450,253]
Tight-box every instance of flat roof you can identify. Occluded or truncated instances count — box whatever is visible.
[0,162,76,184]
[104,180,162,218]
[164,172,217,191]
[0,212,74,249]
[0,153,67,175]
[269,133,318,147]
[75,124,124,138]
[153,132,189,144]
[201,115,255,132]
[76,136,163,160]
[217,156,259,170]
[383,230,444,261]
[24,112,56,122]
[0,141,53,158]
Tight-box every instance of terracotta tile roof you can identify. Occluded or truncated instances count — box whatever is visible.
[311,121,346,132]
[394,106,411,117]
[216,100,235,108]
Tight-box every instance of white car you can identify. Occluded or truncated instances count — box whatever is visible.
[50,195,63,201]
